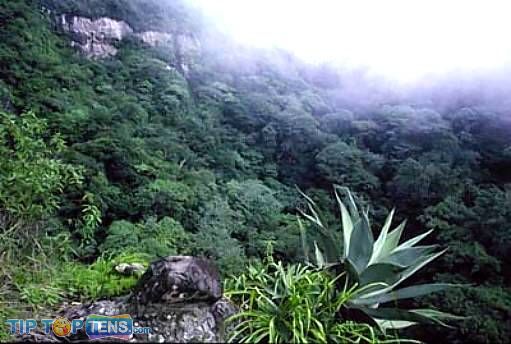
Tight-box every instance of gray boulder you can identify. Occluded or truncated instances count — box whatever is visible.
[17,256,237,343]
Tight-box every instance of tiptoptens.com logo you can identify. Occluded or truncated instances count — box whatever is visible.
[6,314,152,340]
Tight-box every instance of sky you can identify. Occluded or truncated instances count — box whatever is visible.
[190,0,511,84]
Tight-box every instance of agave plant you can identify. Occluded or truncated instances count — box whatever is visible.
[298,185,462,333]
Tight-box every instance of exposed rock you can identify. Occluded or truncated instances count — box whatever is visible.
[60,15,133,58]
[175,34,201,75]
[115,263,146,276]
[135,31,174,47]
[15,256,236,343]
[131,256,222,305]
[131,300,233,343]
[56,14,201,74]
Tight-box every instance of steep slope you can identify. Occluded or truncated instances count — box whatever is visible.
[1,1,510,343]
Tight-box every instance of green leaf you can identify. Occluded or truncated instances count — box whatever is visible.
[340,186,360,221]
[354,283,457,305]
[374,319,418,331]
[314,241,326,268]
[393,250,447,289]
[296,187,326,228]
[361,250,446,299]
[369,208,395,265]
[358,263,404,287]
[380,245,438,268]
[410,309,466,326]
[335,188,353,258]
[378,220,407,258]
[298,218,310,264]
[358,306,459,328]
[348,213,374,275]
[396,229,434,251]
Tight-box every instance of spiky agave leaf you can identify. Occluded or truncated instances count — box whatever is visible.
[364,250,448,299]
[347,212,374,275]
[296,186,342,265]
[298,218,310,264]
[334,186,354,257]
[378,220,407,259]
[351,283,458,305]
[358,307,465,331]
[298,186,461,333]
[369,208,395,265]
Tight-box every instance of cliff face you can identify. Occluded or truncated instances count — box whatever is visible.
[59,15,133,58]
[56,13,201,73]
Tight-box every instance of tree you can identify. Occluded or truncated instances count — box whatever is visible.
[416,188,511,343]
[192,197,246,275]
[316,141,383,192]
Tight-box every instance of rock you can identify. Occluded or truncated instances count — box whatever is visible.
[15,256,235,343]
[135,31,174,47]
[175,34,201,75]
[131,256,222,304]
[60,15,133,58]
[133,301,220,342]
[56,14,201,74]
[115,263,146,276]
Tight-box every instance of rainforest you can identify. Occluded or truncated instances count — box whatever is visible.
[0,0,510,343]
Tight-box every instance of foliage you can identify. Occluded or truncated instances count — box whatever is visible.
[77,192,102,254]
[192,197,247,275]
[0,111,83,222]
[316,141,383,193]
[11,251,151,309]
[0,298,15,341]
[100,217,191,258]
[299,187,461,332]
[0,0,510,342]
[225,253,398,344]
[57,251,151,300]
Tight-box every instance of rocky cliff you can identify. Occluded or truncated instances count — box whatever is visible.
[56,13,201,73]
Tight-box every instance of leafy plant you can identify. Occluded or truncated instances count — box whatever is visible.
[225,252,400,343]
[79,192,102,248]
[10,251,150,308]
[0,111,83,223]
[0,297,16,341]
[298,186,462,333]
[16,283,64,308]
[100,217,191,258]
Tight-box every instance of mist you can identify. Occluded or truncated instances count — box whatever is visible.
[190,0,510,81]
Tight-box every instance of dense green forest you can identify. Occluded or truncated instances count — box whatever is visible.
[1,0,510,342]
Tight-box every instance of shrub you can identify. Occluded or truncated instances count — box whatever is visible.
[0,111,83,223]
[100,217,191,257]
[225,252,398,343]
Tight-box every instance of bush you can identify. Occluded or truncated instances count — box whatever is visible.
[0,111,83,223]
[100,217,191,257]
[225,253,393,343]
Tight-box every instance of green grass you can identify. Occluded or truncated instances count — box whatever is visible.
[0,297,16,341]
[1,249,151,326]
[56,251,151,300]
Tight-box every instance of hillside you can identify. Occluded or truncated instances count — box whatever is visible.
[1,0,510,342]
